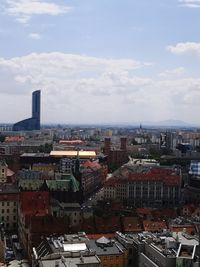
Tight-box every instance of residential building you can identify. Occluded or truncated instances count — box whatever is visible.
[115,231,199,267]
[18,173,82,203]
[51,199,83,229]
[104,164,182,207]
[32,233,100,267]
[0,161,7,183]
[79,161,107,199]
[0,184,19,231]
[87,236,127,267]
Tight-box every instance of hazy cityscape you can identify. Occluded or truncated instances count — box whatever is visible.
[1,1,200,267]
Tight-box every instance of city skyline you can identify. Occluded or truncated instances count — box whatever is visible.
[1,0,200,124]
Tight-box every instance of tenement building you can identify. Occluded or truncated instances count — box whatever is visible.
[104,164,182,207]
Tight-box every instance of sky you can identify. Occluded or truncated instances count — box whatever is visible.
[1,0,200,125]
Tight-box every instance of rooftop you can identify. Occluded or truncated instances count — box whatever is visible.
[21,153,50,157]
[122,217,143,233]
[87,238,125,256]
[39,255,100,267]
[177,244,196,259]
[106,164,182,187]
[143,220,168,232]
[50,151,97,158]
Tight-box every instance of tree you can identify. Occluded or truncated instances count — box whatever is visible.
[0,135,6,143]
[38,143,53,153]
[131,138,138,145]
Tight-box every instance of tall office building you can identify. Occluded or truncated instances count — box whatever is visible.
[32,90,40,130]
[13,90,41,131]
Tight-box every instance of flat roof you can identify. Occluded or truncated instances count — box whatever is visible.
[63,243,87,252]
[40,255,100,267]
[172,232,199,246]
[50,151,96,158]
[177,244,196,259]
[21,153,50,157]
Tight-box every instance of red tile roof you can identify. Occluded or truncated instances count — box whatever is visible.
[122,217,143,232]
[136,208,154,216]
[151,209,177,219]
[128,171,181,186]
[169,226,197,235]
[87,234,115,240]
[20,191,50,216]
[59,140,84,145]
[5,136,25,142]
[94,216,121,233]
[143,220,167,232]
[83,161,101,170]
[6,168,15,177]
[108,167,182,187]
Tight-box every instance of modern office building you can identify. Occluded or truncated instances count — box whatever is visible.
[13,90,41,131]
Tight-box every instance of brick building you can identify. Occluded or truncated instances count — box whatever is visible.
[103,138,128,169]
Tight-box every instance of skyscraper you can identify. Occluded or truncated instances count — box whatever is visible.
[13,90,41,131]
[32,90,40,130]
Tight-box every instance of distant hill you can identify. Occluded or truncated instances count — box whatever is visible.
[154,119,191,127]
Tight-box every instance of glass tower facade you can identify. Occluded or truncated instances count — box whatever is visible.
[13,90,41,131]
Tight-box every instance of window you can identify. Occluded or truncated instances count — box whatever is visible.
[2,202,4,206]
[2,209,4,213]
[7,202,9,206]
[7,209,9,213]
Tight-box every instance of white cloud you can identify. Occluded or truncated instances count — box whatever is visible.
[2,0,72,24]
[167,42,200,56]
[0,52,200,124]
[178,0,200,8]
[28,32,41,39]
[159,67,185,77]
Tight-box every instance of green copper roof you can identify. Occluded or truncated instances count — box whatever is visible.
[18,174,79,192]
[18,179,43,190]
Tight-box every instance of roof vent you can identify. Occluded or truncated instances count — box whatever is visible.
[80,255,84,263]
[55,260,59,267]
